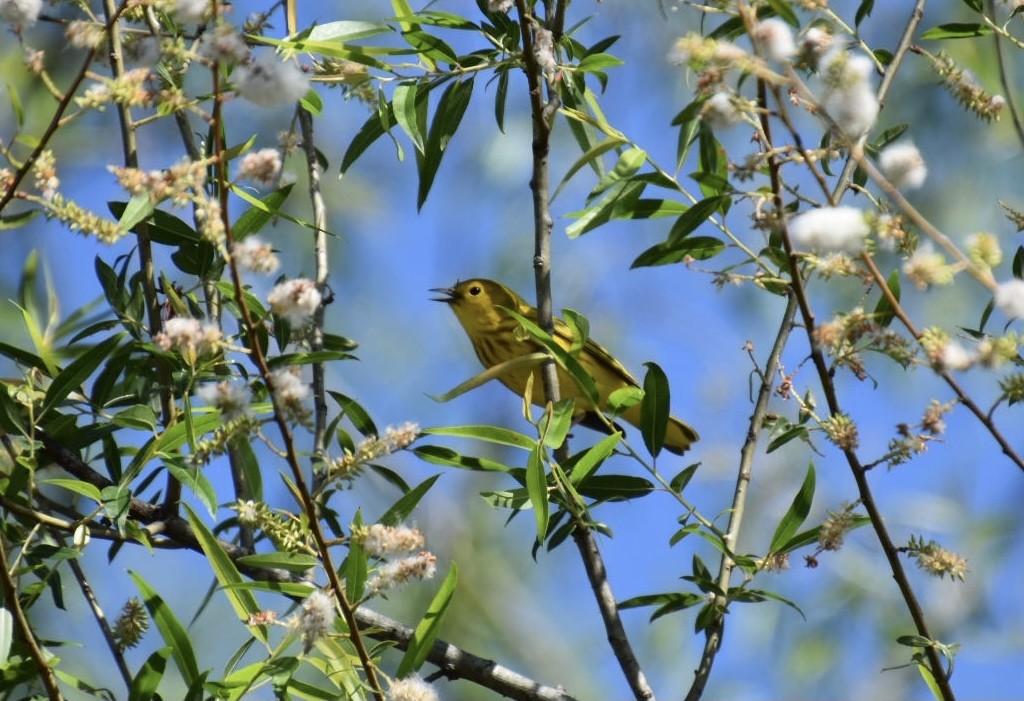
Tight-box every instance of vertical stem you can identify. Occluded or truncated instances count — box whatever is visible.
[0,535,65,701]
[760,79,958,701]
[100,0,180,512]
[514,2,654,699]
[298,108,330,463]
[684,294,798,701]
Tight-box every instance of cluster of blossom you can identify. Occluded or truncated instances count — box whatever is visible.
[195,379,251,420]
[41,193,124,243]
[532,27,557,80]
[905,535,968,581]
[233,499,314,554]
[154,317,223,361]
[817,502,860,553]
[231,236,280,274]
[110,598,149,652]
[817,49,879,140]
[789,206,869,255]
[267,278,322,327]
[76,68,156,110]
[387,675,439,701]
[820,412,859,451]
[367,551,437,593]
[357,524,425,559]
[269,367,312,422]
[233,52,310,107]
[359,522,437,593]
[920,326,1020,373]
[878,141,927,190]
[486,0,513,13]
[108,158,225,243]
[885,400,954,467]
[925,51,1006,122]
[327,422,420,482]
[110,157,208,207]
[295,590,337,653]
[188,414,258,466]
[813,307,915,378]
[0,0,41,27]
[32,149,59,200]
[238,148,283,188]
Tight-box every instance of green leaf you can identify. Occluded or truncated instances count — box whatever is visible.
[640,362,670,458]
[768,463,816,554]
[396,563,458,677]
[576,474,654,501]
[576,53,625,72]
[417,78,474,210]
[630,236,726,268]
[412,445,513,472]
[552,137,626,202]
[590,147,647,199]
[920,23,992,40]
[130,571,200,685]
[568,432,622,485]
[117,193,156,232]
[168,464,217,517]
[421,424,534,450]
[618,592,705,622]
[504,310,599,404]
[393,82,425,153]
[669,463,699,493]
[42,334,123,417]
[0,209,40,230]
[378,474,441,525]
[873,268,901,327]
[494,68,509,132]
[128,647,170,701]
[565,179,646,238]
[328,391,378,436]
[429,352,548,403]
[183,504,265,641]
[307,20,394,42]
[233,184,295,239]
[767,0,799,25]
[766,423,809,453]
[112,405,158,432]
[854,0,874,25]
[235,552,319,573]
[667,196,728,242]
[39,478,102,504]
[341,100,396,173]
[540,399,575,450]
[230,437,263,501]
[525,445,549,542]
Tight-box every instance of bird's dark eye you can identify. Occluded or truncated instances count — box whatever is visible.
[469,285,482,296]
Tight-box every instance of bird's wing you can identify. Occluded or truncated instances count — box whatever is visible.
[552,315,640,389]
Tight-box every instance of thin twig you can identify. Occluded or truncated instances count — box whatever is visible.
[684,292,798,701]
[763,113,959,701]
[514,1,654,699]
[988,0,1024,147]
[63,538,134,690]
[298,108,330,465]
[858,253,1024,473]
[0,534,65,701]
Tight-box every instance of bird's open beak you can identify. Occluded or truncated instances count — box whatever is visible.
[430,286,457,303]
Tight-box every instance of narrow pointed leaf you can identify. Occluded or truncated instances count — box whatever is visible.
[129,571,200,685]
[769,463,816,553]
[396,563,458,677]
[640,362,670,458]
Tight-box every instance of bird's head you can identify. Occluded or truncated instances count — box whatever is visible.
[431,278,524,333]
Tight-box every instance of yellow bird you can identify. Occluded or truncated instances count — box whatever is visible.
[432,278,698,455]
